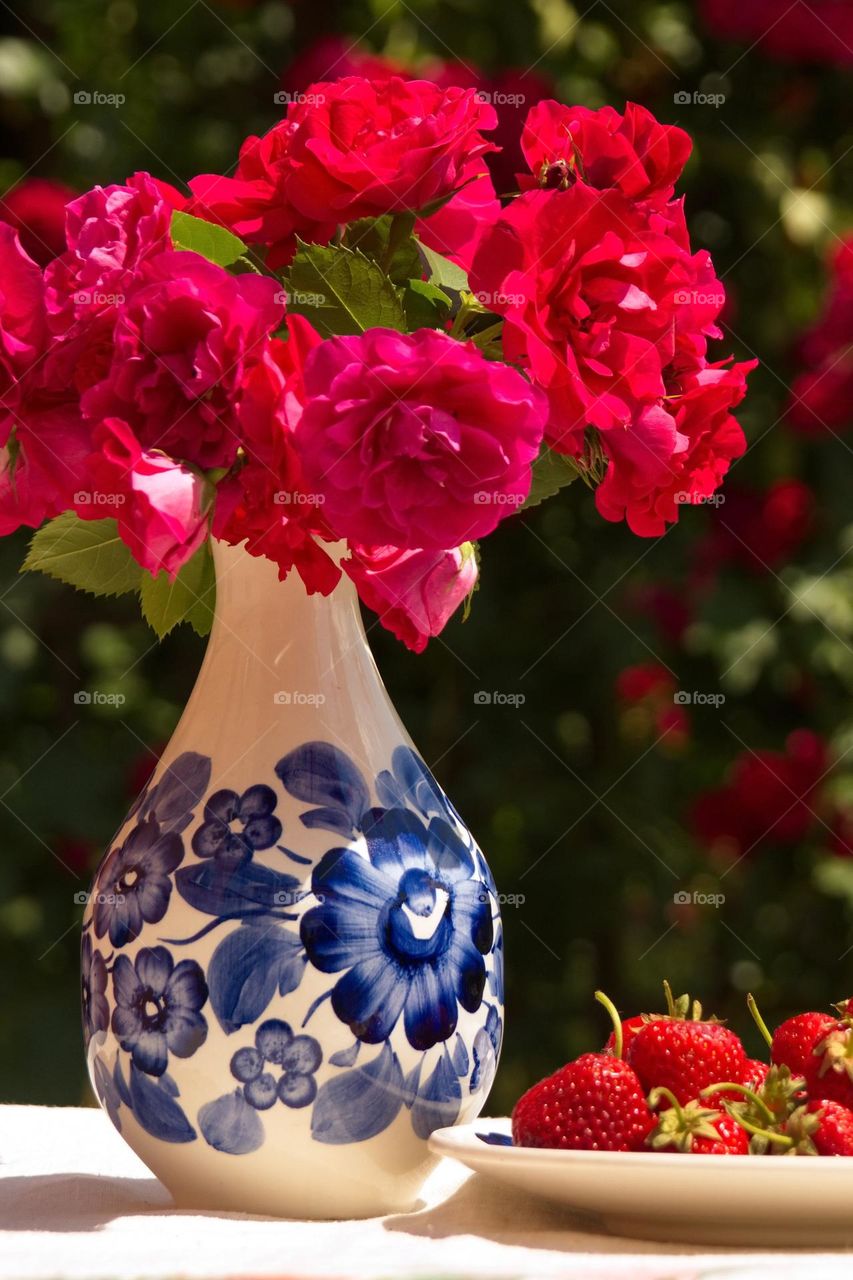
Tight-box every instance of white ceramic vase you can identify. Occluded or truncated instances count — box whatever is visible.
[82,540,504,1218]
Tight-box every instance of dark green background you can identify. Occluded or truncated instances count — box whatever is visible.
[2,0,852,1113]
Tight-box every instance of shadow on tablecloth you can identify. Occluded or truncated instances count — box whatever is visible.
[0,1172,170,1231]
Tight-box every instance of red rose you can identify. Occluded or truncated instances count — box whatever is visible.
[702,478,815,574]
[0,178,75,266]
[520,100,691,203]
[471,187,723,452]
[787,237,853,434]
[189,76,497,266]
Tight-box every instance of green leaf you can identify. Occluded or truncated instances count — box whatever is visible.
[170,211,248,267]
[284,240,406,337]
[22,514,142,598]
[343,214,420,284]
[417,241,469,293]
[140,542,216,639]
[402,279,452,330]
[520,447,580,513]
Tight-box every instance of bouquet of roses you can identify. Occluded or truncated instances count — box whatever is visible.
[0,75,752,651]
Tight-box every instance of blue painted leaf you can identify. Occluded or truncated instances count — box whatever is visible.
[275,742,368,832]
[402,1057,423,1108]
[129,1064,197,1143]
[477,1130,513,1146]
[113,1056,131,1106]
[208,924,305,1034]
[198,1089,264,1155]
[375,768,406,810]
[410,1052,462,1139]
[278,844,311,865]
[175,858,300,920]
[311,1042,405,1145]
[299,806,358,837]
[159,1071,180,1098]
[451,1034,469,1078]
[145,751,212,834]
[390,746,445,818]
[329,1041,361,1068]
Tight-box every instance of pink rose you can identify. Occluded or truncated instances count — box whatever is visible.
[294,327,546,550]
[81,250,284,470]
[214,317,341,594]
[520,101,691,203]
[75,418,209,577]
[344,543,478,652]
[189,76,497,266]
[45,171,183,333]
[594,358,753,536]
[416,174,500,272]
[0,178,75,266]
[471,187,723,453]
[0,225,47,433]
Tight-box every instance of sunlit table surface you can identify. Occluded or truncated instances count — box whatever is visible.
[0,1105,845,1279]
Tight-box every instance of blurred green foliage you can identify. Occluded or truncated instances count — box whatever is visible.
[2,0,853,1113]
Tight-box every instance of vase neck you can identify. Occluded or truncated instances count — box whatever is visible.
[192,540,375,708]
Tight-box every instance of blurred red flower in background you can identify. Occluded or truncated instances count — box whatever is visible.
[691,729,829,856]
[787,238,853,434]
[702,0,853,65]
[701,478,816,574]
[0,178,75,265]
[616,662,690,745]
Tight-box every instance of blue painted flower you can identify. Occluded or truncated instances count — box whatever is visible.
[112,945,208,1076]
[230,1018,322,1110]
[470,1005,502,1094]
[94,817,183,948]
[92,1055,123,1131]
[192,785,282,864]
[302,806,494,1052]
[81,933,109,1045]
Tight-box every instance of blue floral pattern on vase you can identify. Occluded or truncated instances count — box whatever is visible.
[112,945,208,1076]
[192,784,282,865]
[84,739,502,1160]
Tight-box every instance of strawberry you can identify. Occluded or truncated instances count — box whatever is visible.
[783,1100,853,1156]
[604,1015,646,1057]
[802,1021,853,1109]
[701,1064,806,1153]
[771,1012,837,1075]
[647,1088,749,1154]
[511,1053,654,1151]
[628,1016,747,1106]
[742,1058,770,1091]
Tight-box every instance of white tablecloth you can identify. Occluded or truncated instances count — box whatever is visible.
[0,1105,845,1278]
